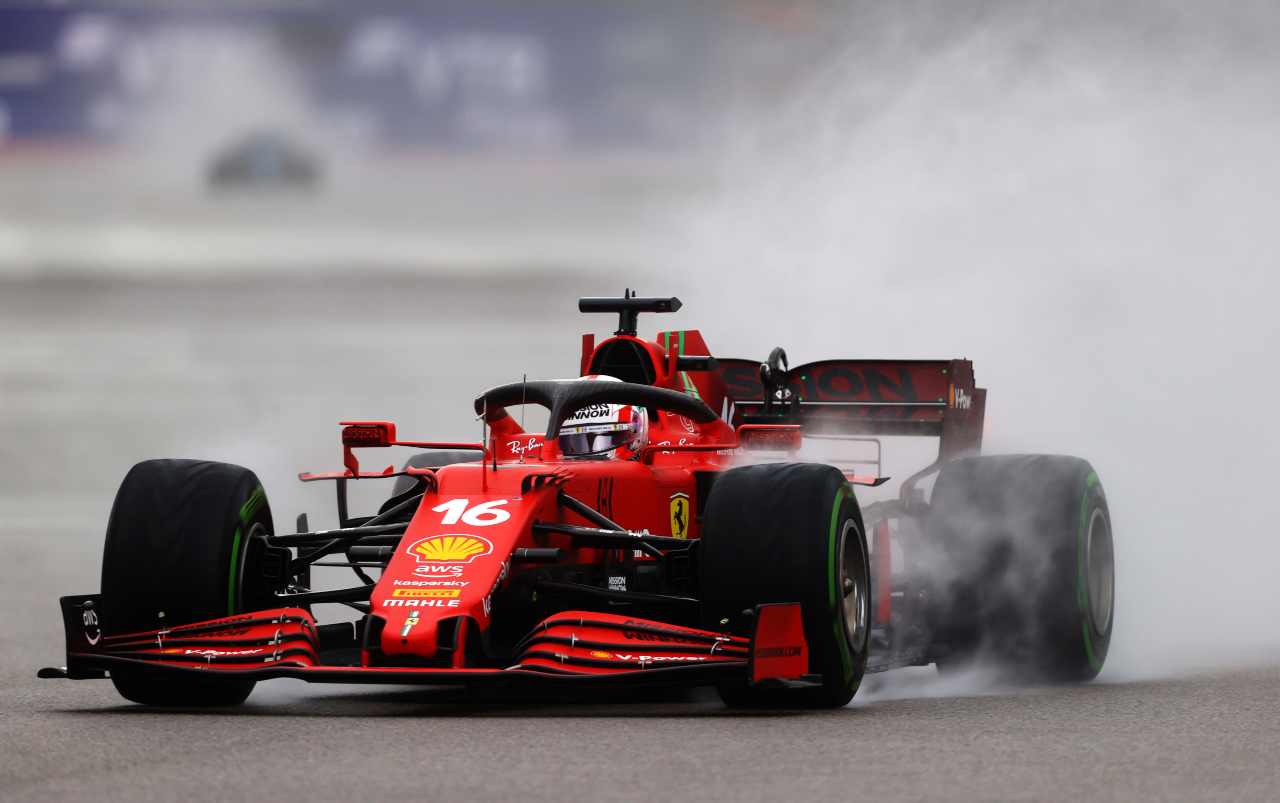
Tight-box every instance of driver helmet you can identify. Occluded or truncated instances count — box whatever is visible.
[558,375,649,460]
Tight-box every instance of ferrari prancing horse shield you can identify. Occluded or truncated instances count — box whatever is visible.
[669,493,690,539]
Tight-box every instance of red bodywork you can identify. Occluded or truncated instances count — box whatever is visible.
[46,313,983,691]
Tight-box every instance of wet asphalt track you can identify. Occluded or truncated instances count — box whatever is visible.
[3,277,1279,803]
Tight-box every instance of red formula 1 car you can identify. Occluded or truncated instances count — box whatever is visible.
[41,293,1115,708]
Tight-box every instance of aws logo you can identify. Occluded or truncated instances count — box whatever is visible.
[407,534,493,564]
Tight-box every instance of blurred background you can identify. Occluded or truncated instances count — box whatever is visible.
[0,0,843,275]
[2,0,1278,688]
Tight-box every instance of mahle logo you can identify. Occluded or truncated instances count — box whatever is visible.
[408,534,493,564]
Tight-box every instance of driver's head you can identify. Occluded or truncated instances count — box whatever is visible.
[558,376,649,460]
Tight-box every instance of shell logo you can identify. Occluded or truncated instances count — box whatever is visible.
[589,650,612,659]
[408,534,493,564]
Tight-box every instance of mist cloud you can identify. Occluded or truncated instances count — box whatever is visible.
[662,1,1280,679]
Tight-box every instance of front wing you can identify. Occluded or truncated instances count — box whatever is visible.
[40,596,816,691]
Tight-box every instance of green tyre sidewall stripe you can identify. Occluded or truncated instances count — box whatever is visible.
[826,485,855,684]
[1076,471,1104,672]
[228,485,267,615]
[227,526,243,616]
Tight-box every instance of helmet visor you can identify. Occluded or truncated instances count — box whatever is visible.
[559,422,634,457]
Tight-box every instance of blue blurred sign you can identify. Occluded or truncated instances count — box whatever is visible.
[0,2,729,152]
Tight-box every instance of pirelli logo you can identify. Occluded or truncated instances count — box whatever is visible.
[391,589,462,599]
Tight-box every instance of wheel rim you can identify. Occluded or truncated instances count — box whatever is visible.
[1085,508,1114,634]
[839,519,869,651]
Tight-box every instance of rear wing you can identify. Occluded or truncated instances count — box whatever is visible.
[716,358,986,461]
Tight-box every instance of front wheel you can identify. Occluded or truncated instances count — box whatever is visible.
[699,463,870,707]
[101,459,275,706]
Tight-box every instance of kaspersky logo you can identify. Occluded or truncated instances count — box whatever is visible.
[407,534,493,564]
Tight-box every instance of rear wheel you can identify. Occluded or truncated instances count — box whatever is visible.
[925,454,1114,681]
[699,463,870,708]
[101,459,275,706]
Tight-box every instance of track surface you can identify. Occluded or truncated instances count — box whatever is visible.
[3,278,1279,802]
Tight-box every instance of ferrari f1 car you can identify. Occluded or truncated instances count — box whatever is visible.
[41,293,1115,708]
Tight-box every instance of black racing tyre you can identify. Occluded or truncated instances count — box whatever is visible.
[925,455,1114,682]
[389,450,483,498]
[699,463,870,708]
[101,459,274,706]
